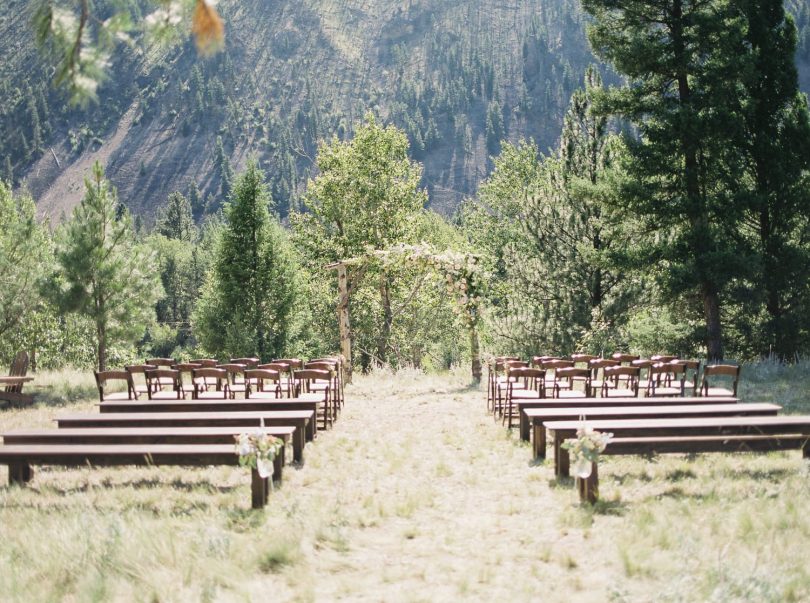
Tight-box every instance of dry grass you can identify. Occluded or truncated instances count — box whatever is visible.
[0,365,808,601]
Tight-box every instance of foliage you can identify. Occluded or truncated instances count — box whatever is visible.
[193,159,300,361]
[730,0,810,358]
[0,181,51,340]
[293,114,433,367]
[45,161,161,370]
[155,191,196,241]
[32,0,223,105]
[581,0,752,360]
[461,70,636,356]
[561,421,613,477]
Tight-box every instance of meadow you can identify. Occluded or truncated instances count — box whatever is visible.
[0,361,809,602]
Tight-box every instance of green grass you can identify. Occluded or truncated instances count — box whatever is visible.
[0,362,808,600]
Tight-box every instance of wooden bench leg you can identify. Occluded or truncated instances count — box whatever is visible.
[8,462,32,485]
[803,441,809,459]
[292,429,304,464]
[273,453,283,486]
[554,433,570,478]
[520,412,530,442]
[251,469,268,509]
[577,463,599,504]
[532,423,546,460]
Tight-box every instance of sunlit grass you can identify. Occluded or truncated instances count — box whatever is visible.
[0,362,807,599]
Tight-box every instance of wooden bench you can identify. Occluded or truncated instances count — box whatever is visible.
[576,435,810,503]
[528,402,780,459]
[545,415,810,478]
[99,397,322,419]
[56,411,315,461]
[516,396,738,441]
[0,444,278,509]
[3,425,303,463]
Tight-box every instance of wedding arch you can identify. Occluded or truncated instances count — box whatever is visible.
[327,243,485,383]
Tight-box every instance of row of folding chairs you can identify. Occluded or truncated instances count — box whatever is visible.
[93,356,346,429]
[487,353,742,427]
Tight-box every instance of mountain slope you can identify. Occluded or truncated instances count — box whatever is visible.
[2,0,809,220]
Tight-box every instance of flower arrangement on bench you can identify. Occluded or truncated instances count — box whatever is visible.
[561,418,613,479]
[234,427,284,480]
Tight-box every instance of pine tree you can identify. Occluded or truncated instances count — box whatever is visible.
[215,136,233,199]
[155,191,196,241]
[735,0,810,356]
[2,156,12,185]
[48,162,161,370]
[188,181,204,218]
[0,182,50,339]
[582,0,747,359]
[193,159,299,360]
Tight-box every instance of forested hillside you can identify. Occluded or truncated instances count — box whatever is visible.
[0,0,598,219]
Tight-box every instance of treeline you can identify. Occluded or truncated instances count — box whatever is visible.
[2,0,810,371]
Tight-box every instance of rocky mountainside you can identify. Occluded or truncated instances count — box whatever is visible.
[2,0,810,221]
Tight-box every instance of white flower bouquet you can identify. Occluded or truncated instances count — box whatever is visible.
[561,418,613,479]
[234,428,284,479]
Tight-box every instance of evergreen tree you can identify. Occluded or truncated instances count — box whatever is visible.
[735,0,810,357]
[155,191,196,241]
[215,136,233,199]
[0,181,50,340]
[2,157,12,185]
[47,162,161,371]
[193,159,299,360]
[582,0,747,359]
[188,181,204,219]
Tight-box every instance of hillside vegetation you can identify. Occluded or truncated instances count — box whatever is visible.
[1,0,597,219]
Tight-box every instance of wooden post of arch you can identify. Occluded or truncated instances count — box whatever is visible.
[328,261,354,384]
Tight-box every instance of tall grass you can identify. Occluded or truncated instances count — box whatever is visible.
[0,362,807,600]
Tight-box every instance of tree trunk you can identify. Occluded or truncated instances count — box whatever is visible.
[674,0,724,361]
[377,272,392,365]
[469,326,481,384]
[702,282,724,361]
[336,264,353,383]
[97,320,106,372]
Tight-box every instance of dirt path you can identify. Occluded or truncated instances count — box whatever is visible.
[268,370,615,601]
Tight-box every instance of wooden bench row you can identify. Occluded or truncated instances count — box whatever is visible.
[1,392,338,507]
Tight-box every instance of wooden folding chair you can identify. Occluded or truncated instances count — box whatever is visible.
[701,364,741,397]
[681,360,702,396]
[645,362,685,397]
[540,359,575,393]
[94,370,137,401]
[219,363,248,399]
[552,367,592,398]
[495,360,529,419]
[504,367,546,429]
[611,352,640,365]
[231,357,260,368]
[145,369,184,400]
[600,365,641,397]
[588,358,619,395]
[191,368,229,400]
[245,369,284,399]
[293,369,333,429]
[146,358,176,368]
[125,364,158,397]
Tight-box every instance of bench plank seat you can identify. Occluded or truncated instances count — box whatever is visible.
[0,444,279,508]
[545,415,810,477]
[57,411,315,459]
[517,396,738,441]
[99,398,322,417]
[3,426,302,463]
[574,434,810,503]
[528,403,781,460]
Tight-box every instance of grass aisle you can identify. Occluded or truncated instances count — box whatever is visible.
[1,367,809,601]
